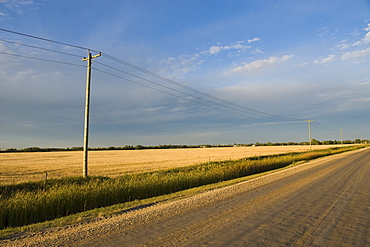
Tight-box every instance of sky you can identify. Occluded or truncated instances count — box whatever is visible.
[1,0,370,148]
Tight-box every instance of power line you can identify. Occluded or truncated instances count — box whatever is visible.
[93,61,290,120]
[92,67,266,120]
[0,28,99,52]
[311,121,337,132]
[0,38,82,57]
[102,53,304,122]
[343,129,355,136]
[0,32,282,120]
[0,51,85,67]
[0,28,364,137]
[0,28,303,122]
[311,121,363,138]
[312,121,367,141]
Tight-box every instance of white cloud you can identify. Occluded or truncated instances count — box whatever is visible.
[208,46,223,55]
[161,38,262,76]
[362,31,370,44]
[247,37,260,43]
[0,11,6,20]
[336,40,351,50]
[314,55,336,64]
[364,23,370,32]
[282,55,294,61]
[2,0,34,6]
[252,48,264,54]
[352,41,362,46]
[350,24,370,46]
[231,55,293,73]
[162,53,204,77]
[1,0,35,15]
[206,43,251,55]
[341,48,370,61]
[204,39,260,55]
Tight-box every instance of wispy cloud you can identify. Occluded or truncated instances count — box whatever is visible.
[229,55,294,73]
[0,0,35,15]
[0,11,6,21]
[314,24,370,65]
[281,55,294,61]
[161,38,262,76]
[362,24,370,42]
[341,48,370,61]
[161,53,204,77]
[247,37,260,43]
[205,42,251,55]
[314,54,336,64]
[203,38,260,55]
[335,40,351,50]
[350,24,370,46]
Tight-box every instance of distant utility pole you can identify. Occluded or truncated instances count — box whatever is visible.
[354,133,356,144]
[306,120,313,149]
[82,50,101,178]
[340,129,343,146]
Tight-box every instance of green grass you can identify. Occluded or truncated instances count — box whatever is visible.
[0,145,365,231]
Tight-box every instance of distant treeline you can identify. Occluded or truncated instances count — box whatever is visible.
[1,144,229,153]
[1,139,367,153]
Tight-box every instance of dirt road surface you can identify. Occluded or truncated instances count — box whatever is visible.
[2,148,369,246]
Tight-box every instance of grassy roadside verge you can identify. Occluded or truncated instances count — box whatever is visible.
[0,145,366,238]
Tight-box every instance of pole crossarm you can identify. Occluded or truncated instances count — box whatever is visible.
[82,52,101,61]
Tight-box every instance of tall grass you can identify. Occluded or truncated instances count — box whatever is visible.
[0,145,363,229]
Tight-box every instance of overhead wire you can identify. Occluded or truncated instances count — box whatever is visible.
[0,28,303,122]
[0,36,269,120]
[92,67,264,120]
[311,121,338,132]
[0,28,364,137]
[311,121,364,141]
[0,28,98,52]
[0,55,300,122]
[0,38,83,58]
[343,129,355,137]
[102,53,304,122]
[0,35,265,120]
[93,61,289,120]
[0,51,86,68]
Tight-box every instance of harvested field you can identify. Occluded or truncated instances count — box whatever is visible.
[0,145,351,184]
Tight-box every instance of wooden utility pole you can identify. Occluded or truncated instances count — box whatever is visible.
[354,133,356,144]
[82,50,101,177]
[306,120,313,149]
[340,129,343,146]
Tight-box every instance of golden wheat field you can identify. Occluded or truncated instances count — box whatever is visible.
[0,145,347,184]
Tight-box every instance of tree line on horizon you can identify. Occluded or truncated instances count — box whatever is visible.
[0,139,367,153]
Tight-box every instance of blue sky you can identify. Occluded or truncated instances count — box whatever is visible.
[1,0,370,148]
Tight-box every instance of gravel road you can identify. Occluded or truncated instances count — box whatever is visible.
[2,148,369,246]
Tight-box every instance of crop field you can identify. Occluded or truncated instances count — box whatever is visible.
[0,145,363,229]
[0,145,350,184]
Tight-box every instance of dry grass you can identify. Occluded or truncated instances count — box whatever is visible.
[0,145,349,184]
